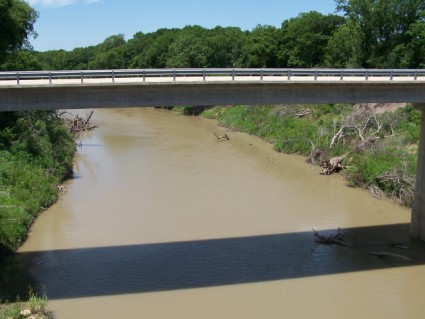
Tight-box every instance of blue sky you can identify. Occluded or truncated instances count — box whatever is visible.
[27,0,338,52]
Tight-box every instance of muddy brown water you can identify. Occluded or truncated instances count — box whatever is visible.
[8,108,425,318]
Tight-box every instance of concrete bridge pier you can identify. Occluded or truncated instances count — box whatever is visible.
[411,104,425,240]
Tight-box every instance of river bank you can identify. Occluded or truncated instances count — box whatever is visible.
[0,111,76,304]
[193,104,420,207]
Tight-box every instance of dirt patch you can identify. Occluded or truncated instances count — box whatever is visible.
[355,103,407,114]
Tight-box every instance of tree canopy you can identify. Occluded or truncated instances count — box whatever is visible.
[0,0,38,65]
[334,0,425,67]
[278,12,344,67]
[2,0,425,70]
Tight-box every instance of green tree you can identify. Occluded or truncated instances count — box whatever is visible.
[166,26,211,68]
[325,20,363,67]
[89,46,127,69]
[62,46,97,70]
[130,29,179,68]
[335,0,425,67]
[238,25,278,68]
[206,26,245,67]
[0,50,42,70]
[0,0,38,64]
[98,34,126,53]
[37,49,68,70]
[277,11,344,67]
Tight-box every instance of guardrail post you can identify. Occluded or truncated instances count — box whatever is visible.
[288,70,291,80]
[143,70,146,82]
[415,70,418,80]
[49,72,52,84]
[365,70,369,81]
[260,69,263,80]
[80,72,83,83]
[314,70,317,80]
[112,71,115,83]
[203,69,206,81]
[17,73,20,85]
[173,70,176,81]
[340,70,344,80]
[232,69,235,80]
[390,70,394,80]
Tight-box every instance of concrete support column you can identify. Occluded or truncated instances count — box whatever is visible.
[411,104,425,240]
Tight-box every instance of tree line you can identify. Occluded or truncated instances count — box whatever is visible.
[1,0,424,71]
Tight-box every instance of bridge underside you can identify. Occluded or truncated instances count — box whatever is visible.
[0,81,425,111]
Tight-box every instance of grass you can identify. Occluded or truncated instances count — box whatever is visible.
[0,291,52,319]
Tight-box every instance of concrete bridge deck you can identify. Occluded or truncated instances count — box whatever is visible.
[0,68,424,111]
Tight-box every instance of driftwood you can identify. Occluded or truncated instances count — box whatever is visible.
[319,153,348,175]
[59,110,98,144]
[390,243,409,249]
[313,229,411,262]
[214,132,230,141]
[57,184,66,195]
[306,140,327,165]
[289,109,311,118]
[313,228,356,248]
[368,251,411,261]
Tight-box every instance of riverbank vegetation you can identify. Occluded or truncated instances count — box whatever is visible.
[0,111,75,254]
[0,291,52,319]
[200,104,420,206]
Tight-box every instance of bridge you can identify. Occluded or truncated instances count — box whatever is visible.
[0,68,424,110]
[1,68,425,241]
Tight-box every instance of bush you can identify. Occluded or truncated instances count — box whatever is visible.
[344,147,416,206]
[0,291,52,319]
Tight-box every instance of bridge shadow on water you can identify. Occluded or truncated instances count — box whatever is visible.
[5,223,425,300]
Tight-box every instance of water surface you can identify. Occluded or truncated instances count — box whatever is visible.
[13,108,425,318]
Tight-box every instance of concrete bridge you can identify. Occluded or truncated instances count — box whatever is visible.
[1,68,425,240]
[0,68,424,110]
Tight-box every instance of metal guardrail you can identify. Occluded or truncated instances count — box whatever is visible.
[0,68,424,84]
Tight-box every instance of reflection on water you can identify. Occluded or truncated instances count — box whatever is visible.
[7,108,425,318]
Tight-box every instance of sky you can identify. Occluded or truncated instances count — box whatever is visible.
[27,0,338,52]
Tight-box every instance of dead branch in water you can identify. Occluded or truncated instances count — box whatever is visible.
[313,228,356,248]
[59,110,98,143]
[214,132,230,141]
[312,228,411,262]
[368,251,411,261]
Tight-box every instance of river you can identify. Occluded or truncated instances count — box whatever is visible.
[9,108,425,318]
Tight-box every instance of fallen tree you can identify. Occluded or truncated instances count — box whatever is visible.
[313,229,411,261]
[59,110,98,144]
[313,228,356,248]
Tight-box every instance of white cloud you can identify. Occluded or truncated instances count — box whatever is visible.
[27,0,101,8]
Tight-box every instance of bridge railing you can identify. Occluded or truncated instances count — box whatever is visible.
[0,68,424,84]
